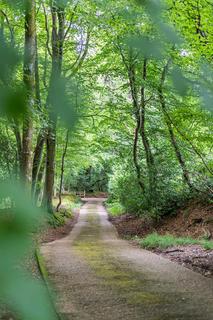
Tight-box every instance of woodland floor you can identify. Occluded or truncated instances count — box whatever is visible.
[40,199,213,320]
[110,201,213,277]
[41,210,80,243]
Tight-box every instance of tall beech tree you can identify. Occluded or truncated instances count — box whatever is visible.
[22,0,36,184]
[42,1,65,212]
[0,0,212,217]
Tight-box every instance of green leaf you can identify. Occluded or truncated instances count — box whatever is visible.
[49,77,80,129]
[127,36,163,59]
[5,274,57,320]
[171,67,189,96]
[0,180,56,319]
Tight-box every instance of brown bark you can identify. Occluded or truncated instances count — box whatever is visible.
[43,3,65,213]
[35,153,46,205]
[56,129,69,212]
[119,47,155,194]
[32,34,46,198]
[139,59,156,195]
[32,130,45,196]
[35,35,41,110]
[159,61,193,190]
[165,113,213,176]
[133,123,145,191]
[12,119,22,169]
[119,50,145,190]
[22,0,36,184]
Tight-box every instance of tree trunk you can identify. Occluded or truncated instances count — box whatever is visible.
[56,129,69,212]
[139,59,156,196]
[43,118,57,212]
[42,3,65,213]
[32,34,46,198]
[124,53,156,195]
[35,35,41,110]
[159,61,193,190]
[126,54,145,190]
[22,0,36,184]
[12,119,22,171]
[133,123,145,191]
[32,131,45,197]
[35,153,46,205]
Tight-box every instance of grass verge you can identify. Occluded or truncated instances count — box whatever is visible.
[134,233,213,250]
[35,248,63,320]
[106,201,125,216]
[50,194,82,227]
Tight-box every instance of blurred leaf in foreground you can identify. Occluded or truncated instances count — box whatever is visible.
[171,66,190,96]
[0,180,57,320]
[49,76,81,129]
[127,36,163,59]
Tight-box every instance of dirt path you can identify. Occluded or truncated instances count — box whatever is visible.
[41,199,213,320]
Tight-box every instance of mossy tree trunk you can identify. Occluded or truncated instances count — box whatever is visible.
[22,0,36,185]
[43,2,65,213]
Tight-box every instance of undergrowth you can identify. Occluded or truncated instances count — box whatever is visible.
[106,201,125,216]
[49,194,82,227]
[135,233,213,250]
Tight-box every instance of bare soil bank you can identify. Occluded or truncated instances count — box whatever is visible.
[110,201,213,277]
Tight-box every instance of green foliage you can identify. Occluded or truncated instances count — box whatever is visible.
[0,0,212,317]
[108,161,193,217]
[66,165,109,193]
[0,1,83,317]
[49,212,66,227]
[50,194,81,227]
[0,36,26,119]
[135,233,213,250]
[0,181,57,320]
[49,76,80,130]
[108,168,145,214]
[106,201,125,216]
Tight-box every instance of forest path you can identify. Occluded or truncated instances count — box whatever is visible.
[41,199,213,320]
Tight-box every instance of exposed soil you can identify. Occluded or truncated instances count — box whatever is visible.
[84,192,108,198]
[41,209,80,243]
[110,201,213,278]
[152,245,213,278]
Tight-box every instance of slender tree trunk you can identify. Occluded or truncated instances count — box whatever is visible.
[165,113,213,176]
[56,129,69,212]
[127,56,146,190]
[139,59,156,196]
[118,46,148,191]
[159,62,193,190]
[22,0,36,184]
[133,123,145,191]
[35,35,41,109]
[125,55,156,195]
[43,3,65,213]
[32,34,46,197]
[12,120,22,170]
[1,11,22,175]
[32,131,45,196]
[35,153,46,205]
[43,118,57,212]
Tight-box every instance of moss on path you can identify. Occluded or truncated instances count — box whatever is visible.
[41,199,213,320]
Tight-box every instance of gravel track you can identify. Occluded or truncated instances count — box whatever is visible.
[41,199,213,320]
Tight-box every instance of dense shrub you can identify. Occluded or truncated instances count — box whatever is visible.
[108,163,194,218]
